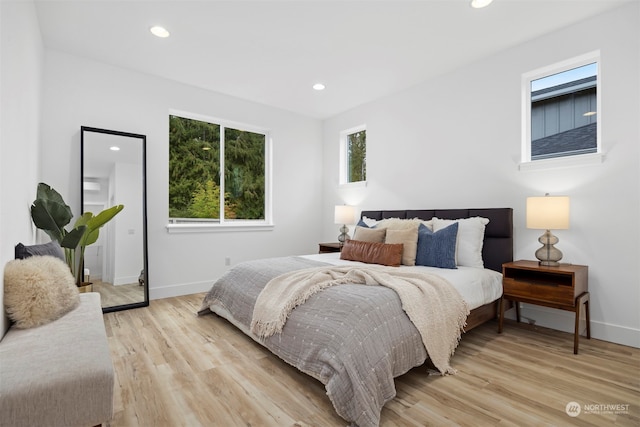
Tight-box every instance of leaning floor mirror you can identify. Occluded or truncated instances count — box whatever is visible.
[81,126,149,313]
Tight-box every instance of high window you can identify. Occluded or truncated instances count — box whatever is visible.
[340,126,367,185]
[168,112,270,227]
[522,53,600,164]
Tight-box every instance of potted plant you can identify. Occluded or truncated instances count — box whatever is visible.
[30,182,124,290]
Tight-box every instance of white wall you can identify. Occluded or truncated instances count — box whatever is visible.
[322,3,639,348]
[0,1,44,338]
[83,178,108,281]
[39,50,324,300]
[112,162,143,285]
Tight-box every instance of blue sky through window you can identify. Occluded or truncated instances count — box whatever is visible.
[531,62,597,92]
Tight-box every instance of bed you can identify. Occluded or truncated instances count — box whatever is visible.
[199,208,513,426]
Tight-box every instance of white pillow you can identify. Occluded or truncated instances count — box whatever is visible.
[421,218,435,231]
[432,217,489,268]
[361,216,378,228]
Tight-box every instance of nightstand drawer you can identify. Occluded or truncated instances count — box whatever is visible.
[503,278,575,307]
[318,242,341,254]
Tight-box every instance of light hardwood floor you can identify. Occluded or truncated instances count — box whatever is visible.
[103,293,639,426]
[93,281,145,307]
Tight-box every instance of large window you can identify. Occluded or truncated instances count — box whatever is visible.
[169,112,270,226]
[340,125,366,185]
[522,53,600,164]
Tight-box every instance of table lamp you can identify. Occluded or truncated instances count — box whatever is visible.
[334,205,355,245]
[526,195,570,266]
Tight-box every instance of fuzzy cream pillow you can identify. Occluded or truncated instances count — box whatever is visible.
[4,255,80,329]
[375,218,424,230]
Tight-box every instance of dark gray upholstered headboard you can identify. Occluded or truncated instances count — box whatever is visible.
[359,208,513,273]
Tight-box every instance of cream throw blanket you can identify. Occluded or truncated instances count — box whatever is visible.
[250,265,470,374]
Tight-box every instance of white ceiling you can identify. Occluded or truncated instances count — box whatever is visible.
[34,0,630,119]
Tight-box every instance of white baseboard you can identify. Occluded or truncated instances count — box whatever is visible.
[509,304,640,349]
[114,275,138,286]
[149,280,212,301]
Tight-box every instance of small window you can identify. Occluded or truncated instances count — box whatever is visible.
[340,126,366,185]
[168,112,270,227]
[522,53,600,163]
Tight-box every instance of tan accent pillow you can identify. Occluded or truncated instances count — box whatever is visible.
[385,228,419,266]
[340,240,403,267]
[352,226,386,243]
[4,255,80,329]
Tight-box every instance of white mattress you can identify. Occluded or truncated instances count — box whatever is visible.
[300,252,503,310]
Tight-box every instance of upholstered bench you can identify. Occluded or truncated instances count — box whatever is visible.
[0,292,114,427]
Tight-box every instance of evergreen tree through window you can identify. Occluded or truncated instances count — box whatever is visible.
[169,114,266,223]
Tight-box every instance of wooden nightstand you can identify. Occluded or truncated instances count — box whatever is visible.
[318,242,342,254]
[498,260,590,354]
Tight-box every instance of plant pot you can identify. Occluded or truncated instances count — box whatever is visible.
[78,282,93,293]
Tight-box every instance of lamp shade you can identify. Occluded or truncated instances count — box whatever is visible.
[334,205,355,225]
[526,196,570,230]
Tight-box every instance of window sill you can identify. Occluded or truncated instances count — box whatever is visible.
[339,180,367,189]
[518,152,605,171]
[166,222,274,233]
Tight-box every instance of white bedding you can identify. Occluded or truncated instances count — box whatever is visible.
[300,252,503,311]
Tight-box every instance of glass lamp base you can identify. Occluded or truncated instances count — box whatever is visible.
[535,229,563,266]
[337,224,350,245]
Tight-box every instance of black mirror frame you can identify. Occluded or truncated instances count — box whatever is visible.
[80,126,149,313]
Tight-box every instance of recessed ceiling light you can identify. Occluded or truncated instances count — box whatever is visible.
[583,111,597,117]
[110,146,120,151]
[150,26,170,38]
[470,0,493,8]
[313,83,326,91]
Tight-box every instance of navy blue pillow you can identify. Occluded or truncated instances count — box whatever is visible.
[415,222,458,269]
[356,219,370,228]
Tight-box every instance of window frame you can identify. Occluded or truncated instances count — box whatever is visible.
[339,124,367,188]
[520,51,604,171]
[166,109,273,233]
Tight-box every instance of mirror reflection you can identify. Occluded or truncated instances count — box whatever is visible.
[81,126,148,312]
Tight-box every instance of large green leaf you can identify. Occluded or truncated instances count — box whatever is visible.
[36,182,68,206]
[75,212,98,246]
[30,183,73,243]
[35,183,73,225]
[73,212,94,229]
[86,205,124,230]
[60,226,87,249]
[30,199,70,242]
[76,205,124,247]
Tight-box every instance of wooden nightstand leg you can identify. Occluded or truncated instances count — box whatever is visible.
[573,292,590,354]
[583,292,591,339]
[498,297,504,333]
[574,299,581,354]
[515,301,521,323]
